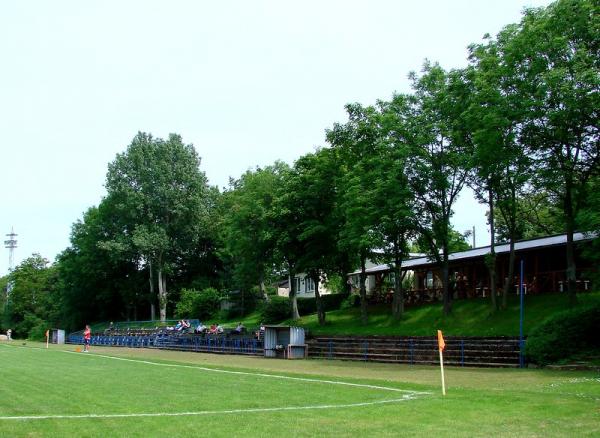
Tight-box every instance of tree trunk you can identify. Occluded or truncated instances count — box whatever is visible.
[289,269,300,320]
[359,254,368,325]
[502,234,516,310]
[488,187,498,312]
[260,275,269,302]
[312,272,326,325]
[564,180,577,306]
[157,268,167,322]
[442,255,451,316]
[392,251,404,321]
[148,259,156,321]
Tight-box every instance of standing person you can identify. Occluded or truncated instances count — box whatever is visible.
[6,329,11,341]
[83,325,91,352]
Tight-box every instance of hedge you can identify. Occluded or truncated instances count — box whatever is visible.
[296,293,347,315]
[525,302,600,366]
[260,297,291,324]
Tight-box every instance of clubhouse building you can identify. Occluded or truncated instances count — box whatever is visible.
[348,232,597,305]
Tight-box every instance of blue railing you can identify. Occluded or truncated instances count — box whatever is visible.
[67,332,262,356]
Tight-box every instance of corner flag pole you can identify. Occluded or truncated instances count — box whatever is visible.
[45,329,49,349]
[437,330,446,396]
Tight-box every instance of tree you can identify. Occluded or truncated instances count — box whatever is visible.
[493,190,564,242]
[327,103,383,325]
[502,0,599,304]
[284,148,341,325]
[57,202,146,330]
[371,96,417,320]
[220,163,287,304]
[105,132,211,321]
[463,33,535,310]
[5,254,60,338]
[269,163,307,321]
[405,63,472,316]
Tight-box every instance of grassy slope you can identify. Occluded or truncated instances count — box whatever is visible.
[85,292,600,337]
[0,343,598,437]
[291,292,600,337]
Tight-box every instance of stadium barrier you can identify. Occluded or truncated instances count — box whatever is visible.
[307,335,522,368]
[67,331,263,356]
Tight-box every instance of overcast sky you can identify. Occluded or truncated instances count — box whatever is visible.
[0,0,553,276]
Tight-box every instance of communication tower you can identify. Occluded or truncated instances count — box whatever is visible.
[4,227,17,296]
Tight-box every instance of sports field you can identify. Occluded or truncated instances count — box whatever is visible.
[0,343,598,437]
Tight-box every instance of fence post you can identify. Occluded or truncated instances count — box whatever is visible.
[461,340,465,367]
[363,341,369,362]
[410,339,414,365]
[328,340,333,359]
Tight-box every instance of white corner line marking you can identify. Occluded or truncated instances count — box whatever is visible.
[61,350,431,395]
[0,396,418,421]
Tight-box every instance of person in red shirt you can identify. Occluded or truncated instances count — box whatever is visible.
[83,325,91,352]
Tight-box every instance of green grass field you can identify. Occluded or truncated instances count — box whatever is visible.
[0,342,598,437]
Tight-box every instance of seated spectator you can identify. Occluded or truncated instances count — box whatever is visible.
[234,322,245,334]
[167,320,184,331]
[216,324,224,334]
[209,324,217,334]
[182,320,191,331]
[104,321,115,334]
[256,322,265,339]
[195,322,207,334]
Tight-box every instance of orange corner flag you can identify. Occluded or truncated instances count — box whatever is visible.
[437,330,445,352]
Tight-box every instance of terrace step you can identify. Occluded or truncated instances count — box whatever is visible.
[306,335,523,368]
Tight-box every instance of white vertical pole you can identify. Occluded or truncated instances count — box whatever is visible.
[439,348,446,396]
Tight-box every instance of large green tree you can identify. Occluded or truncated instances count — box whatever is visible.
[370,96,417,320]
[220,163,287,301]
[283,148,341,325]
[105,132,211,321]
[5,254,60,338]
[405,63,472,316]
[327,103,383,325]
[463,34,534,310]
[57,202,147,330]
[502,0,599,304]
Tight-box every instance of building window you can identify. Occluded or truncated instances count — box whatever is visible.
[426,271,433,289]
[306,278,315,293]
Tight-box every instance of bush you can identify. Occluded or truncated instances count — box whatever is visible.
[175,288,221,320]
[525,302,600,366]
[28,318,49,341]
[260,297,290,324]
[223,289,262,317]
[340,294,361,309]
[297,294,347,314]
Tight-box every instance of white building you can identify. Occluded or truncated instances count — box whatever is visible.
[277,273,332,298]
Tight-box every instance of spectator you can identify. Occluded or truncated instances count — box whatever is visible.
[104,322,115,335]
[6,329,12,341]
[182,320,191,332]
[195,322,207,334]
[209,324,217,334]
[234,322,245,334]
[216,324,224,334]
[256,322,265,339]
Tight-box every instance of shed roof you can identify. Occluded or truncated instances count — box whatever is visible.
[350,232,596,275]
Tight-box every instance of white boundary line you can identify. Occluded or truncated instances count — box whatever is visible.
[0,344,431,421]
[62,350,430,395]
[0,397,417,421]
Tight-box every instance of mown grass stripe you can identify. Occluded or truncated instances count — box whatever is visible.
[0,396,417,421]
[59,349,430,395]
